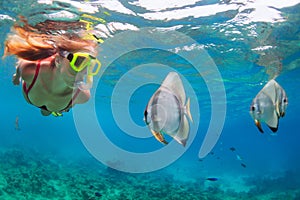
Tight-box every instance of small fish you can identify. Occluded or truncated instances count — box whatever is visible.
[241,163,247,168]
[236,154,242,161]
[144,72,193,146]
[206,177,218,181]
[15,116,20,131]
[250,79,288,133]
[229,147,236,152]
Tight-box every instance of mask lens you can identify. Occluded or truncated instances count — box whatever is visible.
[74,56,87,68]
[88,59,101,76]
[65,52,100,74]
[73,53,92,72]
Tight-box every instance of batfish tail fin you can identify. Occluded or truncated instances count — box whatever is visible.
[185,98,193,123]
[173,116,189,147]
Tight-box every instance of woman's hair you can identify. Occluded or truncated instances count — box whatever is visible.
[4,17,98,61]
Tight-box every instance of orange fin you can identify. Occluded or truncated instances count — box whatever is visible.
[255,119,264,133]
[151,130,168,145]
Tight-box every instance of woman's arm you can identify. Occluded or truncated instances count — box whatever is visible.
[12,60,36,85]
[12,64,21,85]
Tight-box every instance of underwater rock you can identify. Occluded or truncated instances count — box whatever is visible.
[0,174,7,189]
[0,147,299,199]
[81,190,89,199]
[95,192,102,197]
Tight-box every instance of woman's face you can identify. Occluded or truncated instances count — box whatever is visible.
[55,53,90,88]
[55,54,70,70]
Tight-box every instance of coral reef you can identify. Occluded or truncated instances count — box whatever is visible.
[0,147,299,200]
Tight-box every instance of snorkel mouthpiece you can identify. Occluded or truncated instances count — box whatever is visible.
[75,75,93,90]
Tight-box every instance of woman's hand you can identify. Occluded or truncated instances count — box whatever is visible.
[12,73,21,85]
[12,66,21,85]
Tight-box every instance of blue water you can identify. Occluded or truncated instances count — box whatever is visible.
[1,0,300,199]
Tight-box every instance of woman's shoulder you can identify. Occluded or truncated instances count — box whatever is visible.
[18,59,37,69]
[19,55,55,68]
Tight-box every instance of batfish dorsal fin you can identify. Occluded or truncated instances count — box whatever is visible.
[161,72,186,105]
[262,79,277,104]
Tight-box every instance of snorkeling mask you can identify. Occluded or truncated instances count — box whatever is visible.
[59,51,101,90]
[60,51,101,76]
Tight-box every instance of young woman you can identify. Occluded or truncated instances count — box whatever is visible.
[4,18,101,116]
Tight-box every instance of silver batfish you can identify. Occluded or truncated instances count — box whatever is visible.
[144,72,193,146]
[250,79,288,133]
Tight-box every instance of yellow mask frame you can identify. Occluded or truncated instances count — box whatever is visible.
[61,51,101,76]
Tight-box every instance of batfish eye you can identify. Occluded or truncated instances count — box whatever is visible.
[144,110,150,125]
[283,98,287,103]
[251,106,255,111]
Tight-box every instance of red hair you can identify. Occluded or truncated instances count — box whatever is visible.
[4,17,98,61]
